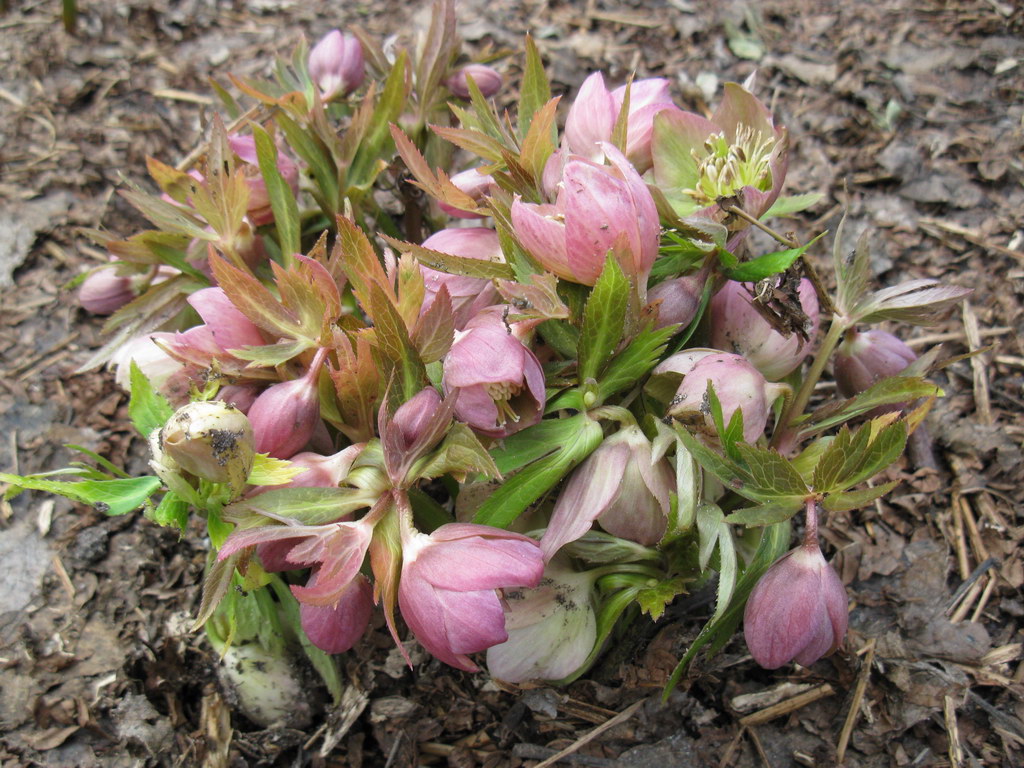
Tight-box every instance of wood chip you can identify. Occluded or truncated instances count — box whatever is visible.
[739,684,835,726]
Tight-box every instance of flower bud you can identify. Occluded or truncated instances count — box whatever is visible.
[420,227,502,328]
[112,332,185,394]
[743,541,848,668]
[247,358,324,460]
[834,329,917,398]
[308,30,365,99]
[160,401,255,486]
[78,266,135,315]
[649,274,703,329]
[438,167,496,219]
[391,388,443,452]
[228,135,299,227]
[300,573,374,654]
[657,351,786,444]
[710,279,819,381]
[486,558,597,682]
[511,143,659,286]
[216,384,260,414]
[445,64,502,99]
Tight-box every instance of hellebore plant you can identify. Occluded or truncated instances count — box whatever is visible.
[7,0,978,708]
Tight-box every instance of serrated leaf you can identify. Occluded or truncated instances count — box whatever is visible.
[129,361,174,436]
[490,413,593,474]
[209,254,306,338]
[597,323,676,400]
[193,553,238,631]
[0,473,162,516]
[800,376,941,434]
[230,339,314,367]
[251,123,301,257]
[413,422,500,483]
[724,502,801,526]
[332,214,395,311]
[735,444,810,497]
[834,219,871,319]
[367,282,425,400]
[519,96,559,182]
[149,491,190,531]
[723,234,823,283]
[275,110,339,215]
[347,51,408,190]
[636,576,689,622]
[577,255,629,385]
[856,279,972,325]
[517,35,551,139]
[383,236,514,280]
[222,486,375,527]
[412,284,455,364]
[823,481,899,513]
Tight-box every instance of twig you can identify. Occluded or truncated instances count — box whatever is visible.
[746,727,773,768]
[944,695,964,768]
[961,302,993,425]
[718,726,747,768]
[739,684,835,726]
[919,216,1024,263]
[969,576,997,623]
[960,496,990,563]
[531,699,645,768]
[512,744,618,767]
[904,326,1011,349]
[946,557,998,617]
[836,638,876,763]
[722,204,799,248]
[951,494,971,580]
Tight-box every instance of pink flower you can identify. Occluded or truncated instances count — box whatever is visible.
[445,64,502,99]
[308,30,365,100]
[648,274,704,330]
[565,72,680,173]
[419,227,502,328]
[248,350,327,459]
[511,143,659,286]
[834,329,917,398]
[398,522,544,671]
[710,279,820,381]
[228,135,300,226]
[655,350,787,444]
[442,312,546,439]
[78,266,134,315]
[188,287,266,353]
[744,539,848,669]
[541,425,674,558]
[299,573,374,654]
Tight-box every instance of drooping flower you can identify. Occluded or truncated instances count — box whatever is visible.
[398,522,545,671]
[442,312,545,439]
[540,425,674,559]
[248,350,327,459]
[78,266,135,315]
[710,278,820,381]
[299,573,374,654]
[651,81,788,224]
[486,557,597,682]
[565,72,680,173]
[648,273,704,330]
[308,30,365,100]
[744,533,848,669]
[511,143,660,286]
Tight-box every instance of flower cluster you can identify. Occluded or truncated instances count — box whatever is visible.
[28,0,971,697]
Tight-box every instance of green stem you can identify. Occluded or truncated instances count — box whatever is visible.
[770,315,847,450]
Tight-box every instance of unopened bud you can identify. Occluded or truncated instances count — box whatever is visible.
[160,401,255,486]
[79,267,134,315]
[834,329,917,398]
[445,64,502,99]
[743,541,848,669]
[247,354,325,459]
[649,274,703,329]
[309,30,365,100]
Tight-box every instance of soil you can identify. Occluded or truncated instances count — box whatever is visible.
[1,0,1023,766]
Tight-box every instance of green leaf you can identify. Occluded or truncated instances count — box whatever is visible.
[222,486,375,526]
[275,110,339,215]
[763,193,824,219]
[247,454,307,486]
[800,376,940,434]
[538,319,579,360]
[577,255,629,385]
[129,361,174,436]
[472,416,604,529]
[490,413,595,474]
[557,584,641,685]
[149,491,190,531]
[0,473,162,516]
[348,51,408,190]
[724,502,801,526]
[636,576,689,622]
[823,481,899,513]
[722,234,823,283]
[517,35,551,139]
[833,217,871,320]
[384,236,514,280]
[368,282,425,401]
[251,123,301,258]
[230,339,314,367]
[735,444,810,498]
[597,323,676,401]
[696,503,724,570]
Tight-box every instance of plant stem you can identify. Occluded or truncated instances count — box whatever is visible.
[802,499,819,550]
[770,315,847,450]
[722,204,798,249]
